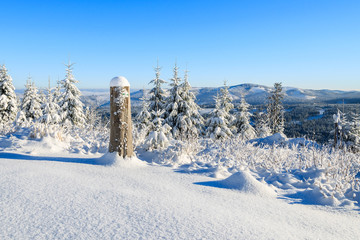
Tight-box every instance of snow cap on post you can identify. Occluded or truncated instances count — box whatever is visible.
[110,76,130,87]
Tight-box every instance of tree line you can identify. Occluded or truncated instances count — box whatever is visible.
[134,62,286,150]
[0,63,88,135]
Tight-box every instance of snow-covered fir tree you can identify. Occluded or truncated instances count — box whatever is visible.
[333,109,349,148]
[267,82,284,134]
[233,95,256,140]
[135,89,153,133]
[58,62,86,126]
[145,109,171,150]
[14,110,29,127]
[173,70,204,140]
[205,93,233,140]
[333,109,359,151]
[148,61,167,121]
[254,110,271,138]
[164,63,183,136]
[219,80,235,131]
[0,65,18,125]
[39,80,61,125]
[347,112,360,152]
[21,77,43,122]
[53,83,62,104]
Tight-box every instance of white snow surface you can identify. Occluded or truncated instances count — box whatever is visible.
[0,145,360,239]
[0,133,360,239]
[110,76,130,87]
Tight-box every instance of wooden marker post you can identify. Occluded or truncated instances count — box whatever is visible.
[109,76,134,157]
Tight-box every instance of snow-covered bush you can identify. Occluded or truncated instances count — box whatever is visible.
[254,110,271,138]
[145,110,171,151]
[136,132,360,207]
[29,122,64,140]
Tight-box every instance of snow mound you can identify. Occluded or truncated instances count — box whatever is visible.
[97,152,146,167]
[250,133,287,146]
[210,171,276,197]
[250,133,318,148]
[286,187,342,207]
[110,76,130,87]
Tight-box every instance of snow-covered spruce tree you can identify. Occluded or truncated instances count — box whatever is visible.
[219,80,235,131]
[233,95,256,140]
[267,82,284,134]
[164,63,183,137]
[40,80,61,125]
[21,77,43,122]
[148,61,167,121]
[348,112,360,152]
[205,93,233,140]
[174,70,204,140]
[14,110,29,128]
[145,109,171,150]
[134,89,153,146]
[53,83,62,105]
[332,109,350,149]
[135,89,153,133]
[332,109,359,151]
[0,65,18,125]
[254,110,271,138]
[58,62,86,126]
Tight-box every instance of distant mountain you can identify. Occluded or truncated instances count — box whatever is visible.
[194,83,360,105]
[17,84,360,109]
[86,84,360,108]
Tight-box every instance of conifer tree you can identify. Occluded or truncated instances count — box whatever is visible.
[135,89,153,133]
[40,79,61,125]
[233,95,256,140]
[148,61,167,120]
[254,110,271,138]
[348,112,360,152]
[15,110,28,127]
[219,81,235,130]
[174,70,204,140]
[145,109,171,150]
[333,110,360,151]
[267,82,284,134]
[21,77,42,122]
[53,83,62,104]
[0,65,18,124]
[164,63,183,136]
[58,62,86,126]
[205,93,233,140]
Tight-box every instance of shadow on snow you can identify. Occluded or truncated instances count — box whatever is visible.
[0,152,103,165]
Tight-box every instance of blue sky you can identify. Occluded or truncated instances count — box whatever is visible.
[1,0,359,90]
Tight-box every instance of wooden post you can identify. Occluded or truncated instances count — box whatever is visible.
[109,76,134,157]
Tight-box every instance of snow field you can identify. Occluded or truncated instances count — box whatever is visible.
[1,155,360,240]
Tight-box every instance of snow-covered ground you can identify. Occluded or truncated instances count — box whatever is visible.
[1,135,360,239]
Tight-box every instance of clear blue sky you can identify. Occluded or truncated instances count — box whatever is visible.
[1,0,359,90]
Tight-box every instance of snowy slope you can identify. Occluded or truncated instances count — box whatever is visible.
[1,151,360,239]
